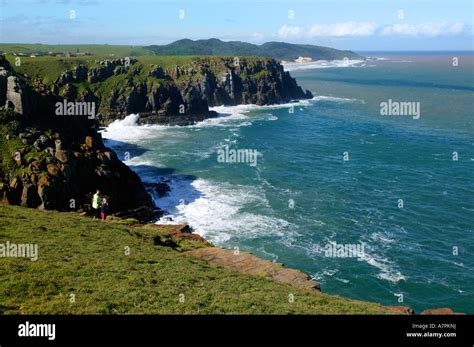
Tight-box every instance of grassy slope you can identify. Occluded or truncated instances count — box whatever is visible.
[0,205,394,314]
[0,43,153,57]
[5,54,270,83]
[5,55,103,84]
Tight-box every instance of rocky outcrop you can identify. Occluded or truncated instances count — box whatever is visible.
[6,76,29,115]
[87,58,137,83]
[34,56,312,126]
[420,307,464,315]
[0,116,153,217]
[185,58,313,107]
[131,223,211,244]
[0,66,8,106]
[0,56,154,220]
[0,55,35,117]
[385,305,464,315]
[186,247,320,291]
[113,205,159,223]
[386,306,415,314]
[145,182,171,197]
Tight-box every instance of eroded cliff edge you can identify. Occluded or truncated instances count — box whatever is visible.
[5,55,312,125]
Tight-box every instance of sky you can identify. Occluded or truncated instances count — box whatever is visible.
[0,0,473,51]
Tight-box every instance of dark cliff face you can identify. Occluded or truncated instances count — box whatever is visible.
[0,113,152,214]
[0,56,154,219]
[183,57,312,107]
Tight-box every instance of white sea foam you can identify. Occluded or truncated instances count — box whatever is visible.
[283,59,365,71]
[151,177,295,245]
[311,268,339,281]
[358,251,406,283]
[210,100,312,114]
[364,56,413,63]
[102,113,170,143]
[335,277,350,284]
[370,231,396,244]
[313,95,364,103]
[366,56,389,61]
[209,95,362,117]
[302,234,405,283]
[189,112,250,128]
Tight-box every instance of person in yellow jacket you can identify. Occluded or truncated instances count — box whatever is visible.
[92,189,101,219]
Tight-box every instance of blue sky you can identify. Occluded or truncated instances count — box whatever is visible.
[0,0,473,51]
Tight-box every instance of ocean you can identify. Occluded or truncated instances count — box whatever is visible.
[102,52,474,313]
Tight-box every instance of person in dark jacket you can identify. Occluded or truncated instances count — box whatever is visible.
[100,197,109,220]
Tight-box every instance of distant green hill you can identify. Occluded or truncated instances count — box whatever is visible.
[0,39,363,61]
[260,41,363,60]
[148,38,363,60]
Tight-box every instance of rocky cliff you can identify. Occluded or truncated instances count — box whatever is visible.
[5,55,312,125]
[0,54,311,216]
[0,56,154,219]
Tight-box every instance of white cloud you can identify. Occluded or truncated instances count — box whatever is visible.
[277,22,376,38]
[277,21,468,39]
[380,22,465,36]
[308,22,377,37]
[277,24,303,38]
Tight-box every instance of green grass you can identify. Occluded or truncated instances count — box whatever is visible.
[4,55,100,84]
[0,119,54,178]
[3,54,218,90]
[0,43,153,57]
[4,54,268,84]
[0,127,24,176]
[137,55,206,69]
[0,205,395,314]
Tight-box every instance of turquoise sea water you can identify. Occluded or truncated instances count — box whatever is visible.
[103,53,474,313]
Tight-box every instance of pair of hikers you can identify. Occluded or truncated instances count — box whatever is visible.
[92,189,109,220]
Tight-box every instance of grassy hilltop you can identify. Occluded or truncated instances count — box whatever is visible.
[0,39,363,61]
[4,54,264,84]
[0,205,394,314]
